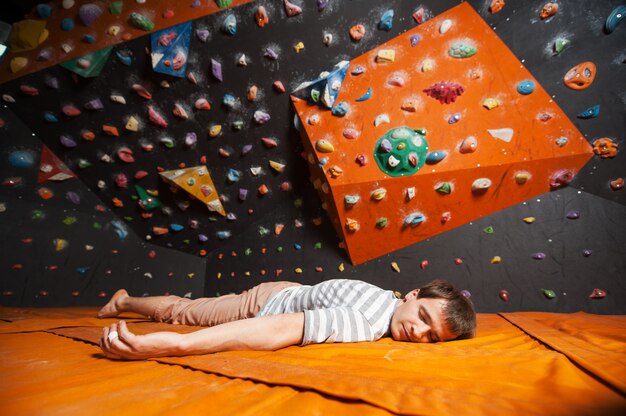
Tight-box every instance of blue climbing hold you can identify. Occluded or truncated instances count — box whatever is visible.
[351,65,365,75]
[222,14,237,35]
[516,80,535,95]
[170,224,184,232]
[379,10,394,31]
[356,87,372,102]
[115,51,132,66]
[425,150,448,164]
[61,18,74,31]
[332,102,349,116]
[404,213,425,226]
[605,5,625,33]
[8,151,35,168]
[577,104,600,119]
[448,113,461,124]
[44,112,59,123]
[83,34,97,44]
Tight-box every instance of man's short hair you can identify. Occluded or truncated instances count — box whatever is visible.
[417,279,476,340]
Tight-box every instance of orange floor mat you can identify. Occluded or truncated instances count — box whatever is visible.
[1,307,625,415]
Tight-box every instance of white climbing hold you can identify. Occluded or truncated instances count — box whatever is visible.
[374,113,390,126]
[487,128,513,142]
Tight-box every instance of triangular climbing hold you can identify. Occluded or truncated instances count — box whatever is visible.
[292,61,349,109]
[159,166,225,216]
[38,145,76,183]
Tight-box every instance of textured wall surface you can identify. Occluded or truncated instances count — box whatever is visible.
[0,0,624,311]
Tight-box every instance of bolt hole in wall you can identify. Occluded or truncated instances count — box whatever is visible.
[0,0,624,311]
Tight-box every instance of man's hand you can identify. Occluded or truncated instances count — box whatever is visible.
[99,320,183,360]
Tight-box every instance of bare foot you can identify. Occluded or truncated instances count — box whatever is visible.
[97,289,129,318]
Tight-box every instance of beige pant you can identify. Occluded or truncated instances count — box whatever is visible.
[153,281,300,326]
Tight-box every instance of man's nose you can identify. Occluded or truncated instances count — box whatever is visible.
[413,322,431,342]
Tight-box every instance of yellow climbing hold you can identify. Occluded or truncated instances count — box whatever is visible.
[10,57,28,73]
[269,160,286,172]
[483,98,499,110]
[125,116,139,131]
[371,187,387,201]
[421,59,434,72]
[328,165,343,178]
[490,256,502,264]
[338,263,345,272]
[295,267,303,274]
[209,125,222,137]
[523,217,536,224]
[391,262,400,272]
[245,271,251,276]
[293,42,304,53]
[217,272,221,279]
[376,49,395,63]
[315,139,335,153]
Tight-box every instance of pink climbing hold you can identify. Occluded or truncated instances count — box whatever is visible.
[283,0,302,17]
[423,81,465,104]
[148,105,168,128]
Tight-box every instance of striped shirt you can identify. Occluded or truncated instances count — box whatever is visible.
[257,279,400,345]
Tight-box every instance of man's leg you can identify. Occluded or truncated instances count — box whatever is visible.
[154,281,300,326]
[97,289,170,319]
[98,282,300,326]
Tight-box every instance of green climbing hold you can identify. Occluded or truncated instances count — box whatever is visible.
[258,226,270,236]
[374,126,429,177]
[310,89,320,102]
[32,210,44,220]
[435,182,452,194]
[276,246,283,252]
[136,185,161,210]
[216,0,233,8]
[448,43,477,58]
[314,242,322,249]
[129,12,154,31]
[542,289,556,299]
[123,216,133,221]
[109,1,123,15]
[63,216,77,225]
[483,226,494,234]
[77,159,91,168]
[554,38,570,55]
[93,222,102,230]
[376,217,388,228]
[245,248,252,256]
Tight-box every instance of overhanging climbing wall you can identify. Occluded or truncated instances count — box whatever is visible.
[292,3,594,265]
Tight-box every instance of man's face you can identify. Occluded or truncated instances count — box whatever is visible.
[390,290,457,343]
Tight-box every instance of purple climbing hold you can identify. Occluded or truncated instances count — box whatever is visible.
[196,29,210,43]
[317,0,330,11]
[45,77,59,89]
[239,188,248,200]
[84,98,104,110]
[532,252,546,260]
[566,210,580,219]
[410,34,422,47]
[79,4,102,26]
[582,249,593,257]
[461,290,471,298]
[264,47,279,60]
[211,59,223,81]
[242,144,253,155]
[254,110,271,124]
[60,135,77,148]
[66,191,80,204]
[379,138,392,152]
[198,234,208,242]
[38,48,53,61]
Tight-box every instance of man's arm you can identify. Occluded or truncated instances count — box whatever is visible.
[100,312,305,360]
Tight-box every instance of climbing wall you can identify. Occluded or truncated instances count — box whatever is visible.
[0,0,624,312]
[293,3,594,265]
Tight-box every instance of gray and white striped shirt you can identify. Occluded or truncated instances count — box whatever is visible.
[257,279,400,345]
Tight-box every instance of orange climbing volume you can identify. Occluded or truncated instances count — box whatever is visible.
[291,3,593,265]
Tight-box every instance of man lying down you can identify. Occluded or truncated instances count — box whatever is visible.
[98,279,476,360]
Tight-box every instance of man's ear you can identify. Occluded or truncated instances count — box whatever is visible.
[405,289,420,300]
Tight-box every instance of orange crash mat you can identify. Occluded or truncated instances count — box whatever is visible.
[1,307,626,415]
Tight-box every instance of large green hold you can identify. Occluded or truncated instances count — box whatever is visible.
[448,43,477,58]
[129,12,154,31]
[374,127,429,177]
[216,0,233,8]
